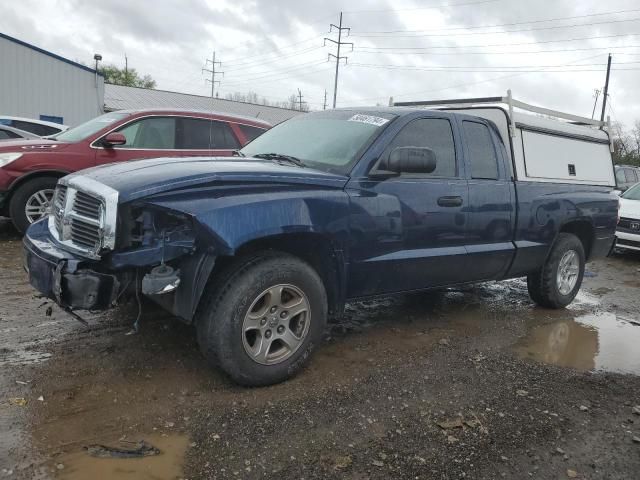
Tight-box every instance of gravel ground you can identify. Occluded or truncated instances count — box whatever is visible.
[1,218,639,479]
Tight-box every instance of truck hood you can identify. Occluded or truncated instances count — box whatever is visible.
[66,156,349,203]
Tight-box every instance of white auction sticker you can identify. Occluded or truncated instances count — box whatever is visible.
[348,114,390,127]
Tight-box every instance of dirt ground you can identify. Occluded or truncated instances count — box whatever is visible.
[1,218,640,480]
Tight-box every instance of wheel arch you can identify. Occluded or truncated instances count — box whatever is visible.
[7,170,69,195]
[558,219,595,260]
[215,232,347,319]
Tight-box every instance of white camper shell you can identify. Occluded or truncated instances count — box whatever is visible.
[392,91,616,187]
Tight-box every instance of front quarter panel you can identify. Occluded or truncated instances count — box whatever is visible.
[141,184,351,255]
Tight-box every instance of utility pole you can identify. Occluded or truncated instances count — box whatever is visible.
[324,12,353,109]
[323,89,328,110]
[203,51,224,98]
[591,89,601,119]
[600,54,612,122]
[124,53,128,82]
[298,89,304,111]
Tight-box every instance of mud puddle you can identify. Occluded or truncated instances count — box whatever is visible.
[53,433,189,480]
[514,312,640,374]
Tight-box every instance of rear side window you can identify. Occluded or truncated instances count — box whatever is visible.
[116,117,177,149]
[12,120,59,136]
[382,118,456,177]
[624,168,638,183]
[177,118,240,149]
[238,124,266,143]
[463,121,499,180]
[209,121,240,149]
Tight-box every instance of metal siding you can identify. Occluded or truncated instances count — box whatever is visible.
[104,84,302,125]
[0,36,104,127]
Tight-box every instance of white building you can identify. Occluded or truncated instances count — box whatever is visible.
[105,84,302,126]
[0,32,104,127]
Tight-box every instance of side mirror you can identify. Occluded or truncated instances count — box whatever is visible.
[102,132,127,147]
[381,147,437,174]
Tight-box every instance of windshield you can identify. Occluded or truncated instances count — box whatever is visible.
[52,112,130,142]
[622,182,640,200]
[241,110,396,174]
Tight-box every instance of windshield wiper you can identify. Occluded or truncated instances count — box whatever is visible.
[253,153,306,168]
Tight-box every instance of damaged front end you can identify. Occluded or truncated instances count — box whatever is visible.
[24,176,216,323]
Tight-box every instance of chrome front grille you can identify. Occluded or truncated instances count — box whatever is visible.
[52,185,67,234]
[48,175,118,259]
[73,191,102,219]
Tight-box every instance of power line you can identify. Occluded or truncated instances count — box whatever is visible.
[225,59,326,80]
[349,53,605,102]
[347,60,640,71]
[325,12,353,108]
[222,65,333,88]
[351,17,640,38]
[343,0,499,14]
[223,35,324,65]
[224,62,329,84]
[352,7,640,34]
[354,32,640,51]
[224,45,326,68]
[353,45,640,56]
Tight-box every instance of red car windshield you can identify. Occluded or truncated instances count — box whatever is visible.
[52,112,129,142]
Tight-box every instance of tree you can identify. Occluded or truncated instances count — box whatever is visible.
[99,64,156,89]
[610,121,640,166]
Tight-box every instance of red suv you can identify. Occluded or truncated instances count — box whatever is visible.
[0,109,270,232]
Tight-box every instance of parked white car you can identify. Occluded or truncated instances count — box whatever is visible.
[0,116,68,137]
[616,183,640,252]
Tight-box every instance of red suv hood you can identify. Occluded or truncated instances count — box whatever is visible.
[0,139,72,152]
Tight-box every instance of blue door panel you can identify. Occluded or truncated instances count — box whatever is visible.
[346,178,468,297]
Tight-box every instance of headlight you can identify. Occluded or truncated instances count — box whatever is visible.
[0,153,23,167]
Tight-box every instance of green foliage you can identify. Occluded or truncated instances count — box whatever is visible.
[99,64,156,89]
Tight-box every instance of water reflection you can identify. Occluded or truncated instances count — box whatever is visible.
[515,313,640,375]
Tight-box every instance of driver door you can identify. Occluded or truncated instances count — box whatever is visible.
[346,116,469,297]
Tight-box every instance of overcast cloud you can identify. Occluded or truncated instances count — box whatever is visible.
[3,0,640,125]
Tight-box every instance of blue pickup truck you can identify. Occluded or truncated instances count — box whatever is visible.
[24,97,619,385]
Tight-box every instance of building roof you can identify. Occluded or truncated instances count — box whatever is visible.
[0,32,101,76]
[104,84,303,125]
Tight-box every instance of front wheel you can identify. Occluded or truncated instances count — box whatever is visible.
[527,233,585,309]
[196,252,327,386]
[9,176,58,233]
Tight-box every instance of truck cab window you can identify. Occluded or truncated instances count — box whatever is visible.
[382,118,456,177]
[463,121,499,180]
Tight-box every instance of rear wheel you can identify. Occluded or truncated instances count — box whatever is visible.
[9,176,58,233]
[527,233,585,309]
[196,252,327,386]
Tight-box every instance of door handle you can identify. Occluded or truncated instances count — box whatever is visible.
[437,196,463,207]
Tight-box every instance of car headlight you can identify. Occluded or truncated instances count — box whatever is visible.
[0,153,23,167]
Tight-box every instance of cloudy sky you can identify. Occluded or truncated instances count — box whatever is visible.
[3,0,640,125]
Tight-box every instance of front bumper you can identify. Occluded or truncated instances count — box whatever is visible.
[615,230,640,251]
[23,219,120,310]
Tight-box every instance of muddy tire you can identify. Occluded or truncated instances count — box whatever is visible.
[9,176,58,234]
[196,251,327,386]
[527,233,585,309]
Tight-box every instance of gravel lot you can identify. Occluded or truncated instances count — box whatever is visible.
[1,218,639,479]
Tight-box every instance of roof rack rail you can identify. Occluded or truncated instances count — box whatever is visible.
[390,90,610,136]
